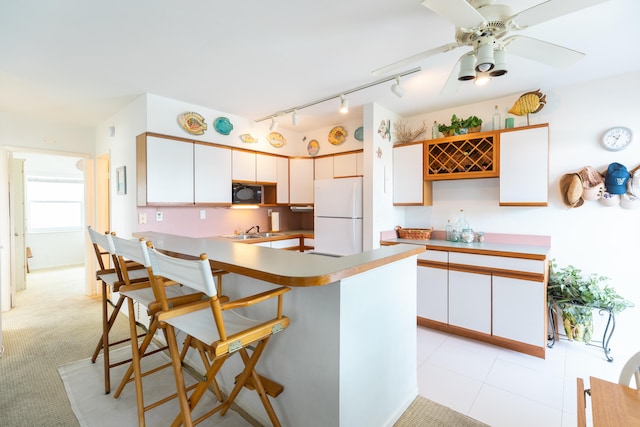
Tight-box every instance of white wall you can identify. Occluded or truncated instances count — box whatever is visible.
[400,70,640,357]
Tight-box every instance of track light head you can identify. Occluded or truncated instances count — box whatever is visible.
[474,73,491,86]
[292,110,299,126]
[339,94,349,114]
[391,76,405,98]
[269,117,278,131]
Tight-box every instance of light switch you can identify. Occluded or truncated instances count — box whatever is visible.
[156,211,163,221]
[138,213,147,224]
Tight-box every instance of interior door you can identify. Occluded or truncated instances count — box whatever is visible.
[10,158,26,298]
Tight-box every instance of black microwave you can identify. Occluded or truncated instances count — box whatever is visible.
[232,183,262,204]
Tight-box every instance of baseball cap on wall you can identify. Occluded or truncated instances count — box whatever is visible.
[604,163,630,195]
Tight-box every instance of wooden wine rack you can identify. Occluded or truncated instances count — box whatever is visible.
[424,131,499,180]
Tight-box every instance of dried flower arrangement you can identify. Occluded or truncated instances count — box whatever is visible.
[392,120,427,145]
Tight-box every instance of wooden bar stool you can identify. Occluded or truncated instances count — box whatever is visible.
[87,226,147,394]
[146,243,291,427]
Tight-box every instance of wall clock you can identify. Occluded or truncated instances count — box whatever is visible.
[601,126,633,151]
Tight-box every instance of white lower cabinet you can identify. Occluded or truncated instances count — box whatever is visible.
[448,270,492,335]
[270,238,300,250]
[417,265,448,324]
[492,275,545,346]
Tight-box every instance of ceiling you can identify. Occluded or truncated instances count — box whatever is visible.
[1,0,639,132]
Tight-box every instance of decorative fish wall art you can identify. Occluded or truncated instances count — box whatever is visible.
[508,89,546,125]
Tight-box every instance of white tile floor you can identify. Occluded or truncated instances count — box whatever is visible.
[416,326,632,427]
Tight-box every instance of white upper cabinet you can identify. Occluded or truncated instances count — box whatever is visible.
[145,136,194,204]
[393,142,432,206]
[276,157,289,204]
[314,157,333,180]
[232,150,256,182]
[333,153,358,177]
[499,124,549,206]
[256,153,278,183]
[289,158,314,204]
[194,143,231,203]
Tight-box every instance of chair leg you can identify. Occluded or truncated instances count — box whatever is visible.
[221,337,281,427]
[165,325,195,427]
[126,297,146,427]
[91,282,125,394]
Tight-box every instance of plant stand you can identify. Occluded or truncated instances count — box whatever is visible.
[547,302,615,362]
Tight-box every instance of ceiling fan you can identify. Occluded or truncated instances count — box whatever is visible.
[373,0,610,92]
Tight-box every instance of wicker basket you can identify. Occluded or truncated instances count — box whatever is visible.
[395,226,432,240]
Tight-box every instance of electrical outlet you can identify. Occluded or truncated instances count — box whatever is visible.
[268,209,272,217]
[138,213,147,224]
[200,210,206,220]
[156,211,163,221]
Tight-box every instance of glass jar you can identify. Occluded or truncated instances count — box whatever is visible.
[461,228,475,243]
[476,231,485,242]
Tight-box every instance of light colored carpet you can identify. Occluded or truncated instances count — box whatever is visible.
[58,346,251,427]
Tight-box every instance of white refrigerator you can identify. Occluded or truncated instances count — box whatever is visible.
[313,177,363,256]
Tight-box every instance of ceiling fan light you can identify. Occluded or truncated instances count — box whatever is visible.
[458,54,476,81]
[474,73,491,86]
[490,49,508,77]
[391,77,405,98]
[475,42,495,72]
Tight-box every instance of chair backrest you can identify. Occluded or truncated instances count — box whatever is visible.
[618,350,640,388]
[146,245,217,297]
[112,235,151,268]
[87,226,117,272]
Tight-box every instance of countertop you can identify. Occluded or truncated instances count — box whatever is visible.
[382,237,550,260]
[137,231,423,287]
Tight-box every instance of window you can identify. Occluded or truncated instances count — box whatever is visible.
[27,177,84,232]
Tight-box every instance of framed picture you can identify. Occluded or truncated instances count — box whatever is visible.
[116,166,127,195]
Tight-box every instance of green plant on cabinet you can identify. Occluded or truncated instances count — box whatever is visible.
[438,114,483,137]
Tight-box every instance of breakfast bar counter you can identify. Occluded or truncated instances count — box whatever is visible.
[135,231,425,427]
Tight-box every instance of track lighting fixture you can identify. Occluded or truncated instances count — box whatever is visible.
[474,73,491,86]
[269,117,278,131]
[339,94,349,114]
[254,67,421,126]
[391,76,405,98]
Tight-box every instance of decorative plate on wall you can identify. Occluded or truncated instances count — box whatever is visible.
[354,126,364,141]
[213,117,233,135]
[268,132,286,148]
[307,139,320,156]
[328,126,347,145]
[239,134,258,143]
[177,112,207,135]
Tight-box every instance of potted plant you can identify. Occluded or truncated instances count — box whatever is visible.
[547,260,634,342]
[438,114,483,137]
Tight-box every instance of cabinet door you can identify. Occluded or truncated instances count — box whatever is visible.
[333,153,357,177]
[146,136,194,203]
[276,157,289,204]
[417,265,448,323]
[232,150,256,182]
[356,152,364,176]
[492,276,545,347]
[271,238,300,250]
[499,125,549,206]
[448,270,491,334]
[194,144,231,203]
[393,143,432,205]
[290,158,314,204]
[314,157,333,180]
[256,153,278,183]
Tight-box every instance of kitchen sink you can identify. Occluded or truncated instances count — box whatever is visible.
[221,234,261,240]
[256,232,286,237]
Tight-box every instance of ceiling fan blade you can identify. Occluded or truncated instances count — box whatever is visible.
[372,43,459,76]
[421,0,485,29]
[504,36,585,68]
[511,0,611,28]
[440,54,465,96]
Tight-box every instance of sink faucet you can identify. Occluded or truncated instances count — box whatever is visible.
[245,225,260,234]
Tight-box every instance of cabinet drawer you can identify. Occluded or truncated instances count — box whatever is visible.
[418,250,448,263]
[449,252,545,274]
